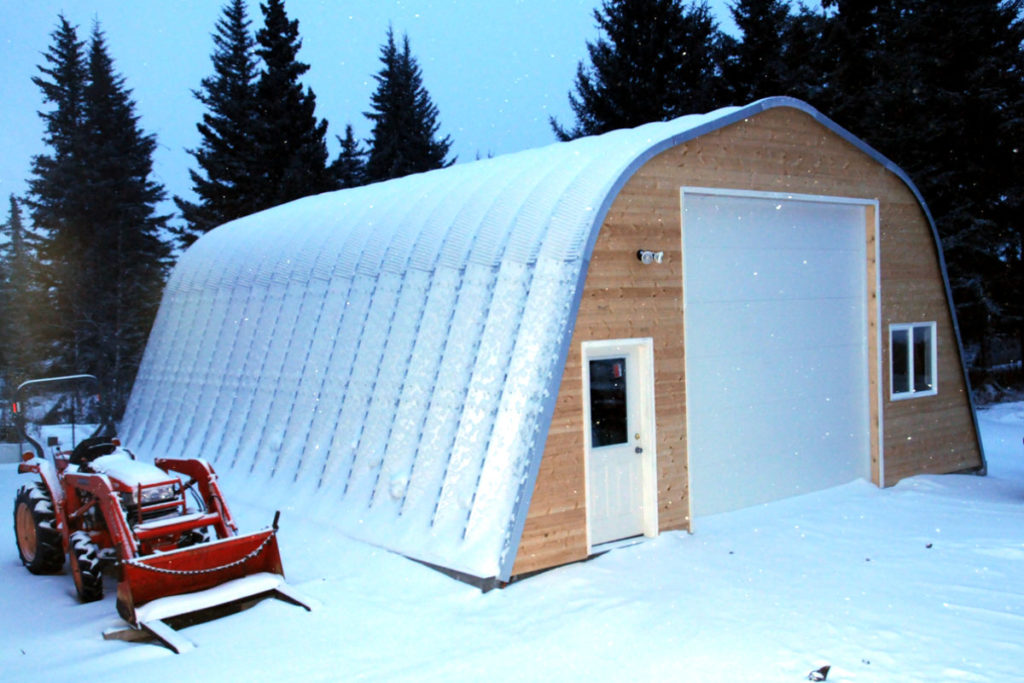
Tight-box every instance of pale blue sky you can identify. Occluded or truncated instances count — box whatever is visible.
[1,0,737,217]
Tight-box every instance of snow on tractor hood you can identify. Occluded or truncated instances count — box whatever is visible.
[89,451,175,486]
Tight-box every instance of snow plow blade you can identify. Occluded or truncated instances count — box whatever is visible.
[127,573,312,654]
[116,529,310,631]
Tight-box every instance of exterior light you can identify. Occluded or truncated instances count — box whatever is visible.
[637,249,664,265]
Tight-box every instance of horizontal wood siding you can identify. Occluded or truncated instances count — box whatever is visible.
[511,107,982,577]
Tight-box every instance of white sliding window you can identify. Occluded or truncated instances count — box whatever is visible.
[890,322,937,399]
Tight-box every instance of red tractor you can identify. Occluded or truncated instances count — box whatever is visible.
[12,375,308,652]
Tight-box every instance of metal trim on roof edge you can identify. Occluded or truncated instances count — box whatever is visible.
[498,97,985,580]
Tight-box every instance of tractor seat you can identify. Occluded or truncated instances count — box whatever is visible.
[69,436,118,466]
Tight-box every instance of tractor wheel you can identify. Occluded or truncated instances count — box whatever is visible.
[13,483,65,574]
[70,531,104,602]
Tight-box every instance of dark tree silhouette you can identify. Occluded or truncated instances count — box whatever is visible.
[176,0,261,247]
[26,19,170,418]
[250,0,333,209]
[551,0,728,140]
[364,27,453,183]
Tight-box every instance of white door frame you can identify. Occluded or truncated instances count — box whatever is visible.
[680,187,882,524]
[582,338,659,551]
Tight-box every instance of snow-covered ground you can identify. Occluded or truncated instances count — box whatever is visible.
[1,404,1022,682]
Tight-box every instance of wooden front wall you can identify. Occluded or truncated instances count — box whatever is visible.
[510,107,983,577]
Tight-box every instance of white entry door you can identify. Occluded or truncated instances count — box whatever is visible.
[585,339,657,547]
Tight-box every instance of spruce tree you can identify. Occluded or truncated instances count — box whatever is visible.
[780,4,833,105]
[364,27,453,183]
[816,0,1024,363]
[816,0,892,122]
[330,124,367,189]
[0,201,7,425]
[723,0,799,101]
[80,25,171,416]
[251,0,333,210]
[551,0,728,140]
[909,0,1024,367]
[25,15,89,378]
[175,0,261,248]
[0,206,7,391]
[27,19,170,418]
[0,196,39,392]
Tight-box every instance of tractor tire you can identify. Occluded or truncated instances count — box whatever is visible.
[70,531,104,602]
[13,482,65,574]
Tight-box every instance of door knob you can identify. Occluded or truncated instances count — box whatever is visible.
[635,446,643,454]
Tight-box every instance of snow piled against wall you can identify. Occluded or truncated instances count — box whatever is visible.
[121,107,739,580]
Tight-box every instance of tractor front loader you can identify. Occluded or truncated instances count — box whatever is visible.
[11,375,311,653]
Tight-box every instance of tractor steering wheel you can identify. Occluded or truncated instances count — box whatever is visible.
[69,437,117,466]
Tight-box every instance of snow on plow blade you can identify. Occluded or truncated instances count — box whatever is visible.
[114,529,311,651]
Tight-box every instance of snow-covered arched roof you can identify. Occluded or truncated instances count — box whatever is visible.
[123,98,967,581]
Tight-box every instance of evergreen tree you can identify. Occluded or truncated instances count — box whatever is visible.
[251,0,333,209]
[551,0,728,140]
[0,196,40,392]
[27,19,170,418]
[722,0,808,101]
[24,14,89,378]
[80,25,171,415]
[0,202,8,428]
[913,0,1024,367]
[997,4,1024,361]
[330,123,367,189]
[29,16,87,176]
[0,207,7,388]
[814,1,897,125]
[780,4,833,105]
[816,0,1024,364]
[175,0,261,248]
[364,27,453,183]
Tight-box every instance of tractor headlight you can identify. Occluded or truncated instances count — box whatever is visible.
[139,484,176,505]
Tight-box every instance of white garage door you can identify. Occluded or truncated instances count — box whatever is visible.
[682,189,872,518]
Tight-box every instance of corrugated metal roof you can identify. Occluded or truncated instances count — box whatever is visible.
[121,98,978,581]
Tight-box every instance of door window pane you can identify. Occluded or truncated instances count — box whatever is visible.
[589,358,628,447]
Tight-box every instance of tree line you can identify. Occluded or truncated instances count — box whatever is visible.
[0,0,452,421]
[2,0,1022,426]
[174,0,452,248]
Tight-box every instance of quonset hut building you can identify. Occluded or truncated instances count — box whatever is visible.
[122,98,985,585]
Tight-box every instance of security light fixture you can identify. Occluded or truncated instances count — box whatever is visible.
[637,249,664,265]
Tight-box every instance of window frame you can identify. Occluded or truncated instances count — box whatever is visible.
[889,322,938,400]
